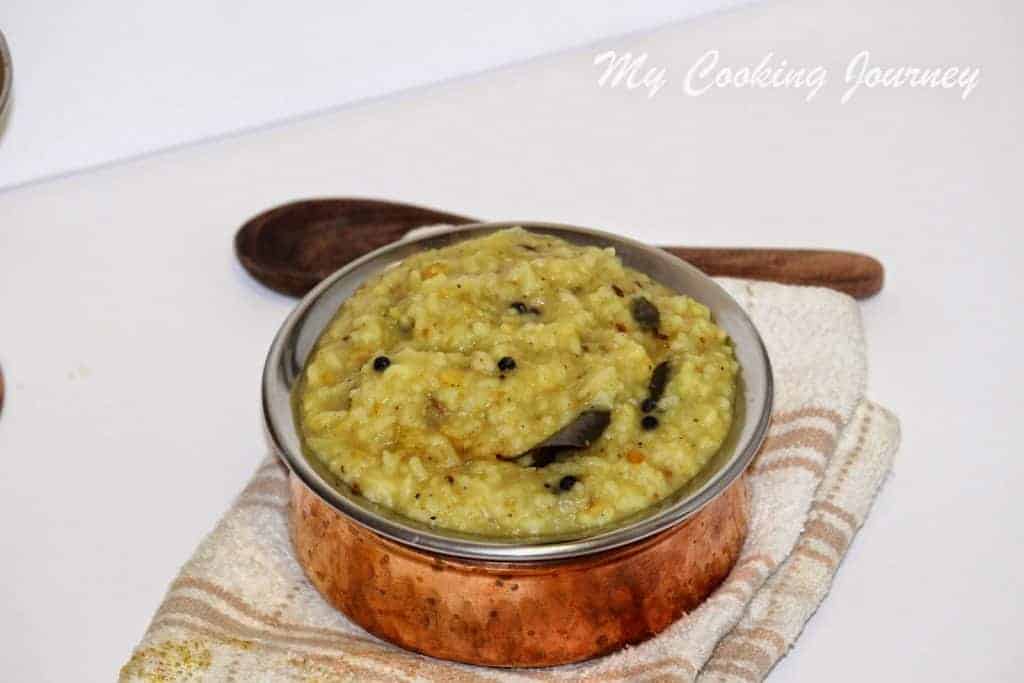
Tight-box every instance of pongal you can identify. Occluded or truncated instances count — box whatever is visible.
[295,228,738,537]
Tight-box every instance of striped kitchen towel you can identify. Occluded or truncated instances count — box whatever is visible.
[121,279,899,682]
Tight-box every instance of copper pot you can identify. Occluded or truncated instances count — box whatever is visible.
[290,472,749,667]
[264,223,773,667]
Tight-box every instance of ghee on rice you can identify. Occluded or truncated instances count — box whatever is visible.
[296,228,738,537]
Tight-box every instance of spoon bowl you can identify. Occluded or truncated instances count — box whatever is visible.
[235,198,473,296]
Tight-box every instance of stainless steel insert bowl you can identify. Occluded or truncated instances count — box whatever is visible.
[263,222,772,561]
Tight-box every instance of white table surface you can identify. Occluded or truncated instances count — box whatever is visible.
[0,0,746,190]
[1,0,1021,680]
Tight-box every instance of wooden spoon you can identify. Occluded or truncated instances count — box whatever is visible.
[235,198,883,299]
[235,199,475,297]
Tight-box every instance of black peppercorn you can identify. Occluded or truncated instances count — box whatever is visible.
[373,356,391,371]
[558,475,578,491]
[641,415,659,431]
[641,397,657,413]
[497,356,517,372]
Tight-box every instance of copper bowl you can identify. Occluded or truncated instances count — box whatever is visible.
[264,222,773,667]
[0,30,12,129]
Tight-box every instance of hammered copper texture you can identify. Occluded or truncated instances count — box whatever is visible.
[290,475,749,667]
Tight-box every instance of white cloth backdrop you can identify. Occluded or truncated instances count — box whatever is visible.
[0,0,749,189]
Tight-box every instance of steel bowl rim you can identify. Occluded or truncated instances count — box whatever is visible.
[262,221,773,562]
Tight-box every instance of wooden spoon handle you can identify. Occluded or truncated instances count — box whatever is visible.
[660,247,883,299]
